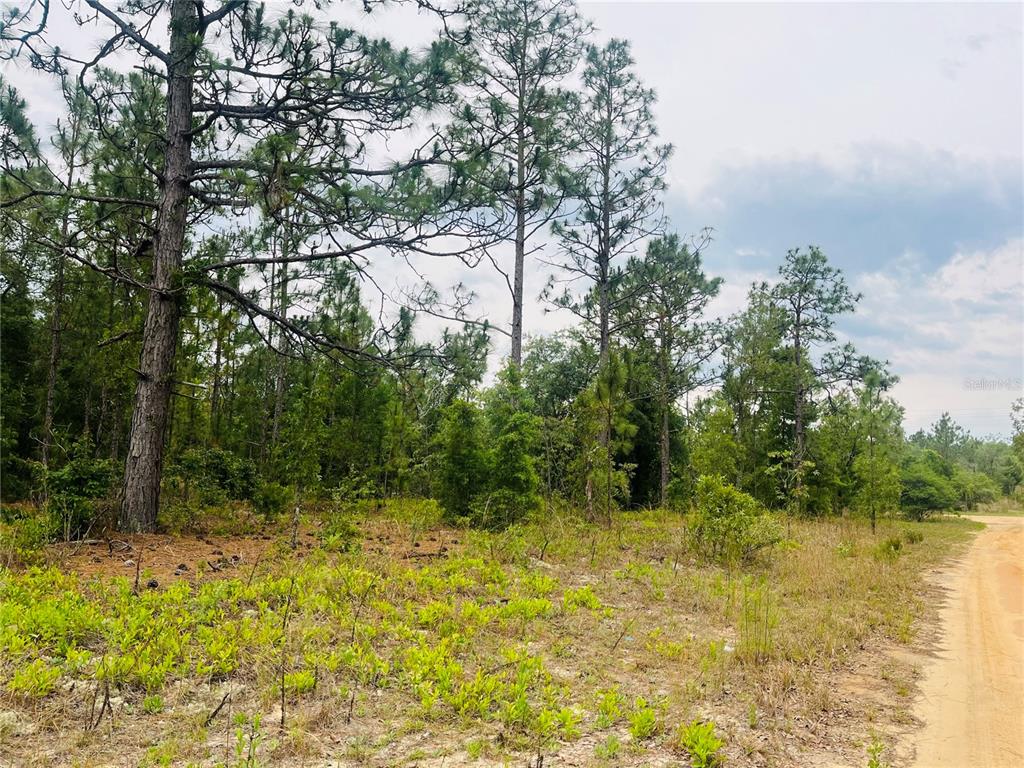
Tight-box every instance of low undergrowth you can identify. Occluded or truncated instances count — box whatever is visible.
[0,501,980,766]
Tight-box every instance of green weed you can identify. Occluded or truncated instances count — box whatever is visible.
[283,669,316,696]
[594,733,621,758]
[562,585,602,613]
[595,686,624,727]
[874,537,903,562]
[866,732,889,768]
[8,659,60,697]
[676,719,724,767]
[627,697,659,741]
[143,694,164,714]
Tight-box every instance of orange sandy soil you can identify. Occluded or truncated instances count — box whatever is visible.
[907,516,1024,768]
[49,520,463,586]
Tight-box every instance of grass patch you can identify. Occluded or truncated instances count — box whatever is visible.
[0,501,981,765]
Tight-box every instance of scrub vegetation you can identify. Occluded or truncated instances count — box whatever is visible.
[1,0,1021,765]
[0,500,981,766]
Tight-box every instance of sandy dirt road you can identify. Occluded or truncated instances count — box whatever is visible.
[909,515,1024,768]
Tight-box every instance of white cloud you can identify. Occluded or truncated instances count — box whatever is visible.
[854,239,1023,436]
[706,268,771,322]
[929,238,1023,304]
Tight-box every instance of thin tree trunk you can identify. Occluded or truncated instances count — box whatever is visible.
[211,292,224,442]
[41,254,64,470]
[792,316,804,515]
[110,397,122,461]
[510,88,526,368]
[259,261,276,465]
[119,0,198,532]
[597,76,614,369]
[658,323,672,507]
[594,85,614,514]
[271,230,290,445]
[605,399,613,526]
[869,393,877,534]
[41,113,85,469]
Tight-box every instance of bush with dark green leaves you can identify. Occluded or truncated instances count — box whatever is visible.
[435,389,543,530]
[252,481,292,520]
[900,450,956,520]
[435,400,488,523]
[478,411,542,529]
[951,466,999,511]
[688,475,783,563]
[168,448,257,505]
[41,437,117,540]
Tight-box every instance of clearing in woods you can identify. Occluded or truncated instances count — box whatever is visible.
[0,504,989,767]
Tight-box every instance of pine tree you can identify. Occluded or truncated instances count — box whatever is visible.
[545,39,670,366]
[3,0,492,530]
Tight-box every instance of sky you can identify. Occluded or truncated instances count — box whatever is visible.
[5,1,1023,437]
[584,2,1024,438]
[445,1,1024,437]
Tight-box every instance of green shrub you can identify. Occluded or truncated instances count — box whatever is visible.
[627,697,658,740]
[675,719,724,767]
[900,450,955,520]
[322,514,360,553]
[688,475,783,563]
[168,447,257,505]
[8,659,60,697]
[481,412,542,529]
[435,400,488,523]
[252,481,292,520]
[951,466,999,511]
[664,475,692,512]
[0,508,53,566]
[41,437,117,540]
[874,536,903,562]
[903,529,923,545]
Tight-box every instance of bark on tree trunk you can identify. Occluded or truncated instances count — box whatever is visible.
[41,254,64,470]
[792,316,805,515]
[271,260,289,445]
[41,115,84,470]
[658,323,672,507]
[211,292,224,442]
[118,0,197,532]
[659,393,670,508]
[510,96,526,369]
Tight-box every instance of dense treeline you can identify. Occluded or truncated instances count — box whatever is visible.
[1,0,1020,538]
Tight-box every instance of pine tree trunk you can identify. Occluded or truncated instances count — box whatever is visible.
[597,86,613,369]
[41,115,84,470]
[510,91,526,369]
[660,395,670,508]
[270,222,290,444]
[118,0,197,532]
[41,254,64,470]
[271,259,289,445]
[658,323,672,507]
[211,292,224,442]
[792,317,805,515]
